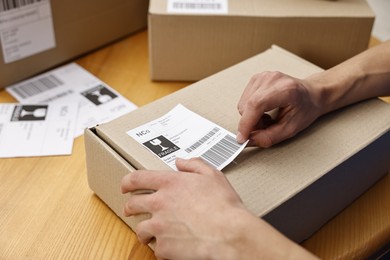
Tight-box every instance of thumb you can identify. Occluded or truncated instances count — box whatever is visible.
[250,122,293,148]
[175,157,217,176]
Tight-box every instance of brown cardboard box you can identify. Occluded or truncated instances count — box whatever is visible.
[85,46,390,243]
[0,0,149,88]
[148,0,374,81]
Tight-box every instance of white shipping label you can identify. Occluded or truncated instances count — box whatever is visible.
[0,0,55,63]
[0,102,78,158]
[167,0,228,14]
[127,104,247,171]
[6,63,138,137]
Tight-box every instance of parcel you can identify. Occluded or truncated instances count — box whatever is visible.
[85,46,390,242]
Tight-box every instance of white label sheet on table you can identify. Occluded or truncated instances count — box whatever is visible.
[6,63,138,137]
[0,0,55,63]
[167,0,228,14]
[0,102,78,158]
[127,104,247,171]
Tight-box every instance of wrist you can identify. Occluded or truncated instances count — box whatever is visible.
[226,209,318,260]
[304,72,335,115]
[305,69,358,116]
[304,56,374,116]
[194,208,243,260]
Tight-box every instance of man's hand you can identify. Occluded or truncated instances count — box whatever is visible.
[237,71,322,147]
[121,158,317,260]
[121,158,248,259]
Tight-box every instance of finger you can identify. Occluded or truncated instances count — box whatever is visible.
[249,120,296,148]
[246,138,258,147]
[243,115,274,148]
[123,193,158,216]
[238,71,283,115]
[121,170,174,194]
[237,87,290,143]
[175,157,217,176]
[237,102,265,143]
[238,74,260,115]
[154,237,189,260]
[255,114,275,129]
[135,219,157,244]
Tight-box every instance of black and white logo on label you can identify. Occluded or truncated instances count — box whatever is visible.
[11,105,48,121]
[143,136,180,158]
[81,85,118,105]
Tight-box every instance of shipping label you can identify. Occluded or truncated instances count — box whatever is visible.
[167,0,228,14]
[127,104,247,171]
[0,0,55,63]
[0,102,78,158]
[6,63,138,137]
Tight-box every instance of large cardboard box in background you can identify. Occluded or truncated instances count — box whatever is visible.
[0,0,149,89]
[85,46,390,242]
[148,0,374,81]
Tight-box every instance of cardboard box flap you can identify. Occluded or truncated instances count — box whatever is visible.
[150,0,374,18]
[95,46,390,217]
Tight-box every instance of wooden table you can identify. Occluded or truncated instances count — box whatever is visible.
[0,30,389,259]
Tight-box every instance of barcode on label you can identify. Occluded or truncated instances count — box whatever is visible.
[168,0,227,14]
[10,74,64,100]
[185,127,220,153]
[0,0,43,12]
[200,134,241,168]
[173,2,222,10]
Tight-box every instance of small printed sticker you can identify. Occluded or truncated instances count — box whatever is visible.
[143,136,180,158]
[11,105,48,122]
[81,85,118,106]
[167,0,228,14]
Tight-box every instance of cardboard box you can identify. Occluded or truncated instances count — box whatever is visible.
[148,0,374,81]
[85,46,390,243]
[0,0,149,88]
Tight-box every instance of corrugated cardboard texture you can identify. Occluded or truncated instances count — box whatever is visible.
[85,128,151,231]
[149,0,374,81]
[0,0,149,88]
[87,46,390,242]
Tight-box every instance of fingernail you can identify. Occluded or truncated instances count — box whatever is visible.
[175,157,184,163]
[236,132,245,143]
